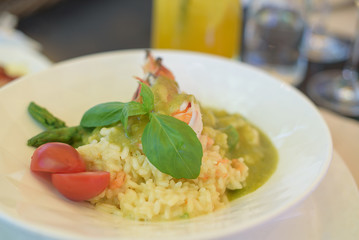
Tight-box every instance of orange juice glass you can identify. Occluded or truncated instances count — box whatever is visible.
[151,0,241,58]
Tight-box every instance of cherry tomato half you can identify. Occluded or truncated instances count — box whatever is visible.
[52,171,110,201]
[31,142,86,173]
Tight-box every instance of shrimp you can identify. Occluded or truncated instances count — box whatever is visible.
[142,50,175,82]
[133,51,203,136]
[171,101,203,137]
[132,51,177,101]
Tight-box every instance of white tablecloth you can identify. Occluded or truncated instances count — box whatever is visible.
[320,108,359,187]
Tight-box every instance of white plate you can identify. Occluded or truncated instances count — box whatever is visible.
[1,150,357,240]
[0,49,332,239]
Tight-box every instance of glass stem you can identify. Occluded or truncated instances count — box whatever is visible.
[342,5,359,82]
[313,0,330,35]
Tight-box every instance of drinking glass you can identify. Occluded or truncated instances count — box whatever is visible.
[242,0,308,86]
[306,0,350,63]
[151,0,241,58]
[307,0,359,117]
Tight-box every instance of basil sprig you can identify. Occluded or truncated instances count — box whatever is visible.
[80,82,202,179]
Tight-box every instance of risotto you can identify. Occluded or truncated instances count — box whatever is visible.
[28,51,277,221]
[77,124,248,221]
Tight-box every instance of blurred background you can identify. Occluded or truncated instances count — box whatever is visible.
[0,0,358,119]
[2,0,152,61]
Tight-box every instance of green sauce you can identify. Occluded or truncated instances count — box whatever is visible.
[202,108,278,200]
[152,76,194,115]
[227,128,278,200]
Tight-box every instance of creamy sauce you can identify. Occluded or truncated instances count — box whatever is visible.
[201,108,278,200]
[151,76,193,115]
[227,128,278,200]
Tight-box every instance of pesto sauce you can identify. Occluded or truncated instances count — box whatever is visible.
[152,76,193,115]
[202,107,278,201]
[227,128,278,200]
[109,115,149,151]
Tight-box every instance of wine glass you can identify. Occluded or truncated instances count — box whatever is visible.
[305,0,350,63]
[307,0,359,117]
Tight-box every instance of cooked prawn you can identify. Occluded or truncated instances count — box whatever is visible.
[143,50,175,81]
[171,101,203,136]
[133,51,203,137]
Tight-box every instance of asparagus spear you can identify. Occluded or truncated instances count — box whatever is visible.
[27,102,93,148]
[28,102,67,129]
[27,126,91,148]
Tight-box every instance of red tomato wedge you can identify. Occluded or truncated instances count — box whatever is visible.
[52,171,110,201]
[31,142,86,173]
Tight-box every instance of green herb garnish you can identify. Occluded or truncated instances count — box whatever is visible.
[80,83,153,130]
[80,82,202,179]
[80,101,146,129]
[142,113,202,179]
[139,82,155,112]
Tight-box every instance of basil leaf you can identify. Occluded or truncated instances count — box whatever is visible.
[120,101,147,130]
[80,101,148,129]
[80,102,125,127]
[139,82,154,112]
[142,113,203,179]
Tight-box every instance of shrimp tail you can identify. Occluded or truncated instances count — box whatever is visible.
[132,50,176,101]
[143,50,175,82]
